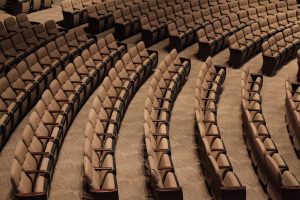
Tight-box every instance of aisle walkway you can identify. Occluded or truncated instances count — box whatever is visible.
[214,51,268,200]
[167,43,212,199]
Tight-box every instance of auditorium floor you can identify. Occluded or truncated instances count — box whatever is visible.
[0,6,299,200]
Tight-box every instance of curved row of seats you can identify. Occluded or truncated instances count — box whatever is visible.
[83,41,157,199]
[8,33,127,199]
[0,26,83,149]
[61,0,192,28]
[114,0,198,41]
[0,17,67,77]
[262,24,300,75]
[141,0,242,48]
[0,32,124,150]
[86,3,115,33]
[285,79,300,157]
[61,0,109,28]
[4,0,52,15]
[197,13,245,61]
[194,57,246,200]
[241,67,300,200]
[140,3,190,47]
[62,0,172,30]
[197,1,293,61]
[62,0,222,39]
[229,9,299,68]
[144,49,190,200]
[62,0,115,29]
[166,0,245,51]
[167,0,295,53]
[0,13,41,41]
[113,0,214,44]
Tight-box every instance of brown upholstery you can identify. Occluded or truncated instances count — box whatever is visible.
[241,67,300,200]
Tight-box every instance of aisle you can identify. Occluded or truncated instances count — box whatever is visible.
[215,51,268,200]
[167,43,212,199]
[259,58,300,179]
[113,34,155,200]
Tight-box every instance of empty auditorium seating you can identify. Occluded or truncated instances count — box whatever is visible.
[61,0,81,28]
[56,0,293,46]
[229,9,299,68]
[285,78,300,156]
[159,0,292,53]
[194,57,246,200]
[197,13,245,60]
[113,5,142,41]
[168,18,195,51]
[87,5,106,33]
[9,34,129,199]
[83,41,157,199]
[241,67,300,200]
[61,0,116,29]
[86,2,116,33]
[72,0,89,23]
[144,49,191,200]
[262,24,300,75]
[4,0,300,199]
[4,16,23,34]
[140,10,168,47]
[16,13,39,29]
[43,24,65,44]
[5,0,52,14]
[0,18,65,76]
[0,25,103,149]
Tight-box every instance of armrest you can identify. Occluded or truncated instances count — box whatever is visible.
[71,80,83,84]
[147,49,158,55]
[152,133,169,138]
[202,119,217,124]
[96,132,115,138]
[62,89,76,93]
[12,87,26,92]
[179,57,191,65]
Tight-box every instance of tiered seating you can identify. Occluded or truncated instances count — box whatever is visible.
[167,18,195,51]
[168,0,294,52]
[0,17,67,77]
[144,49,191,200]
[241,67,300,200]
[83,41,158,199]
[5,0,52,14]
[61,0,89,26]
[0,30,118,149]
[113,6,141,41]
[229,9,299,68]
[285,79,300,157]
[9,34,126,199]
[87,3,114,33]
[194,57,246,200]
[262,24,300,75]
[115,0,196,41]
[140,0,216,48]
[140,6,178,47]
[197,13,245,60]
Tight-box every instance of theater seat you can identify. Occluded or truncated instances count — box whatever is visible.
[61,0,80,28]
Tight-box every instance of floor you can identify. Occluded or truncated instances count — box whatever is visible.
[0,5,299,200]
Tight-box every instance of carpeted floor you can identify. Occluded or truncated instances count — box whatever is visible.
[0,6,299,200]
